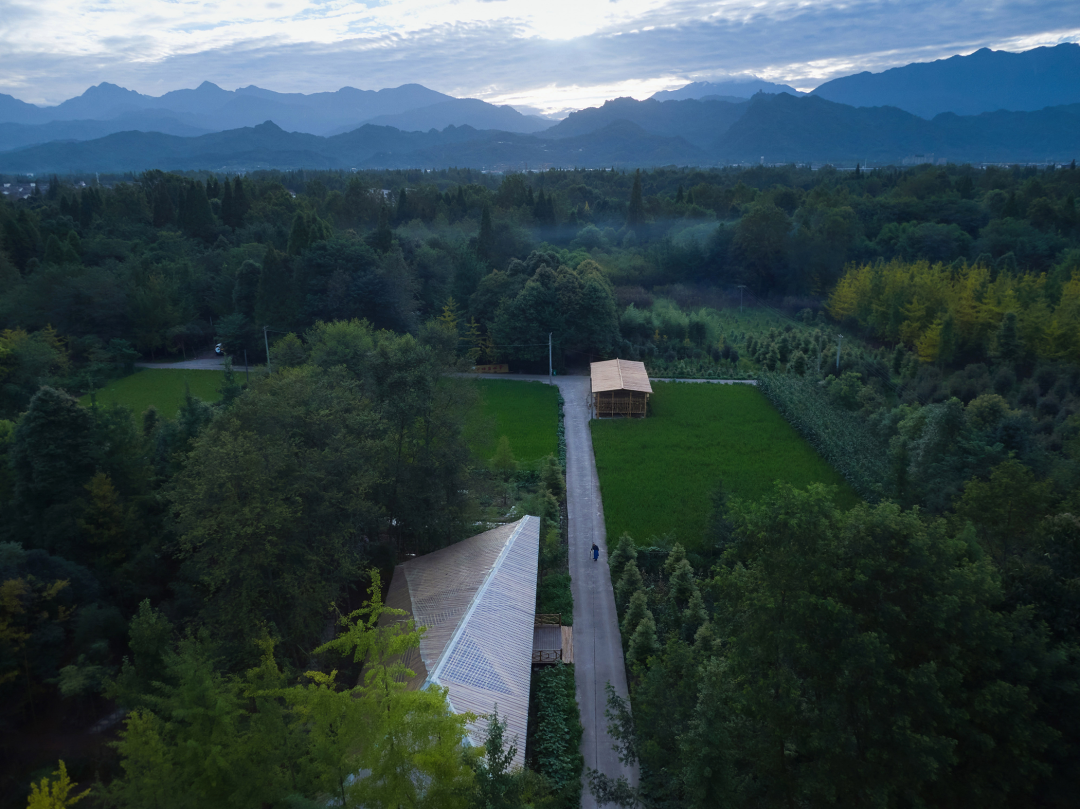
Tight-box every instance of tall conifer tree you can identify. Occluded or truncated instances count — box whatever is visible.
[477,204,495,262]
[627,169,645,229]
[232,176,248,226]
[221,179,235,229]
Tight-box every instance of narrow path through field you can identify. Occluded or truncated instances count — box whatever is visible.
[553,374,638,807]
[648,377,757,385]
[470,372,636,801]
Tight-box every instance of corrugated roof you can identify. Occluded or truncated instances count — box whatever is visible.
[381,516,539,768]
[591,359,653,394]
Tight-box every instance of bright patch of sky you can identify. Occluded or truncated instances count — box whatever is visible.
[1,0,1077,109]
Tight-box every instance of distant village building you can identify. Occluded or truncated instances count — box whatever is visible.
[590,358,653,418]
[379,516,540,766]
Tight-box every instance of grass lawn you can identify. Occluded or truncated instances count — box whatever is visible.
[79,369,225,417]
[467,379,559,469]
[591,382,859,551]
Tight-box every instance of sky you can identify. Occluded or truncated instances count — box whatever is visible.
[1,0,1078,114]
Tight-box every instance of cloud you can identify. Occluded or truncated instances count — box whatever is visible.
[0,0,1076,111]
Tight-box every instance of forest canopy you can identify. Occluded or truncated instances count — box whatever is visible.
[3,159,1080,806]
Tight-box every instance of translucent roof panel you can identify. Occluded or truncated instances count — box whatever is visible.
[403,522,516,675]
[424,516,539,768]
[379,517,539,769]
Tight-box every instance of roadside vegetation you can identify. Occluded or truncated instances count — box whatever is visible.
[528,664,584,809]
[600,479,1080,808]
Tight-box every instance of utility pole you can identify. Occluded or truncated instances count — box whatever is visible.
[836,334,843,370]
[243,349,250,385]
[736,284,746,312]
[548,332,553,377]
[264,326,271,374]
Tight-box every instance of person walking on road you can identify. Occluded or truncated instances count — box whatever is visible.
[592,543,600,562]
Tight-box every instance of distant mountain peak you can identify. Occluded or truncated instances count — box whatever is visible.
[652,78,803,102]
[84,82,139,97]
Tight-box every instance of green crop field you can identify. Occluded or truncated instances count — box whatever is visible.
[79,369,225,417]
[467,379,559,468]
[591,382,859,551]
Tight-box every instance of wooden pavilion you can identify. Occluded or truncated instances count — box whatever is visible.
[591,358,653,418]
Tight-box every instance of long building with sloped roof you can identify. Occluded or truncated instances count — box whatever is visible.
[381,515,540,767]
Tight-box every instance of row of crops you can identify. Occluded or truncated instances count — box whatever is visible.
[756,372,891,501]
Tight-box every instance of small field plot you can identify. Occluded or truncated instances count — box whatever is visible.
[467,379,559,469]
[79,369,225,417]
[591,382,858,551]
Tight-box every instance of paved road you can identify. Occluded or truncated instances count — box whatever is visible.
[553,375,638,807]
[136,358,253,371]
[472,372,639,803]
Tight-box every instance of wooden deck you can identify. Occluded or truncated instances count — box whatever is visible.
[532,621,574,665]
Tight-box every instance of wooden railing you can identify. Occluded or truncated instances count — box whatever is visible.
[532,649,563,664]
[595,391,648,418]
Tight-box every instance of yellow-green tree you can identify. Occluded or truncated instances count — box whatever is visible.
[107,572,476,809]
[828,258,1080,363]
[27,761,89,808]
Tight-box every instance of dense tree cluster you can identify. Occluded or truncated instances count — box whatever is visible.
[601,478,1080,808]
[0,161,1075,402]
[830,255,1080,364]
[0,319,487,802]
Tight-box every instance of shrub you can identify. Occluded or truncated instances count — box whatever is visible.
[627,611,659,667]
[532,665,583,808]
[615,562,643,614]
[537,573,573,625]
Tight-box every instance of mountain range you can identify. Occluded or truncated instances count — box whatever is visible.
[812,43,1080,118]
[3,92,1077,175]
[537,97,749,150]
[0,81,548,152]
[2,43,1080,172]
